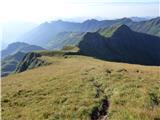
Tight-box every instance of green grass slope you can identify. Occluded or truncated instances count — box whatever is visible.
[98,25,121,37]
[129,17,160,37]
[2,55,160,120]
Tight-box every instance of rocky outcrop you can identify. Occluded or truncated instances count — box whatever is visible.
[1,52,26,77]
[15,52,48,73]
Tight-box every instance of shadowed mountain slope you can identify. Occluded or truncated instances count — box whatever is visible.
[79,25,160,65]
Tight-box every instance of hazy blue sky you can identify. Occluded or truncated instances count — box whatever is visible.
[0,0,159,23]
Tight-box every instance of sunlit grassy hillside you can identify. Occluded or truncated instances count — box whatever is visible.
[2,55,160,120]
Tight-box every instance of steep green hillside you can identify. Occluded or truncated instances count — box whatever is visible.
[2,54,160,120]
[98,25,121,37]
[129,17,160,37]
[98,17,160,38]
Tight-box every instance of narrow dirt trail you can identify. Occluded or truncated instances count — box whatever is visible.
[90,78,109,120]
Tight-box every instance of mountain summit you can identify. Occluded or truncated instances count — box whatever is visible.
[112,24,131,34]
[79,25,160,65]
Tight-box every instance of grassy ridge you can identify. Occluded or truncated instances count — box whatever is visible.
[2,55,160,120]
[98,25,120,37]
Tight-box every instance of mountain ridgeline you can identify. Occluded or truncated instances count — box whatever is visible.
[79,25,160,65]
[10,25,160,75]
[1,17,160,75]
[15,17,160,49]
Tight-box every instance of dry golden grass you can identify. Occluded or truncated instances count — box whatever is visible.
[2,55,160,120]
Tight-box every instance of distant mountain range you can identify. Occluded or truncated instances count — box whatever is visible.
[1,42,45,59]
[129,17,152,22]
[13,17,159,49]
[128,17,160,37]
[79,25,160,65]
[1,17,160,75]
[47,32,85,50]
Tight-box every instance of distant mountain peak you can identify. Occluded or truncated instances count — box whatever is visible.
[79,25,160,65]
[120,17,132,22]
[115,24,131,32]
[83,24,132,40]
[1,42,45,59]
[8,42,28,46]
[98,24,131,38]
[40,22,50,26]
[112,24,132,37]
[6,42,29,49]
[83,19,99,24]
[57,19,63,22]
